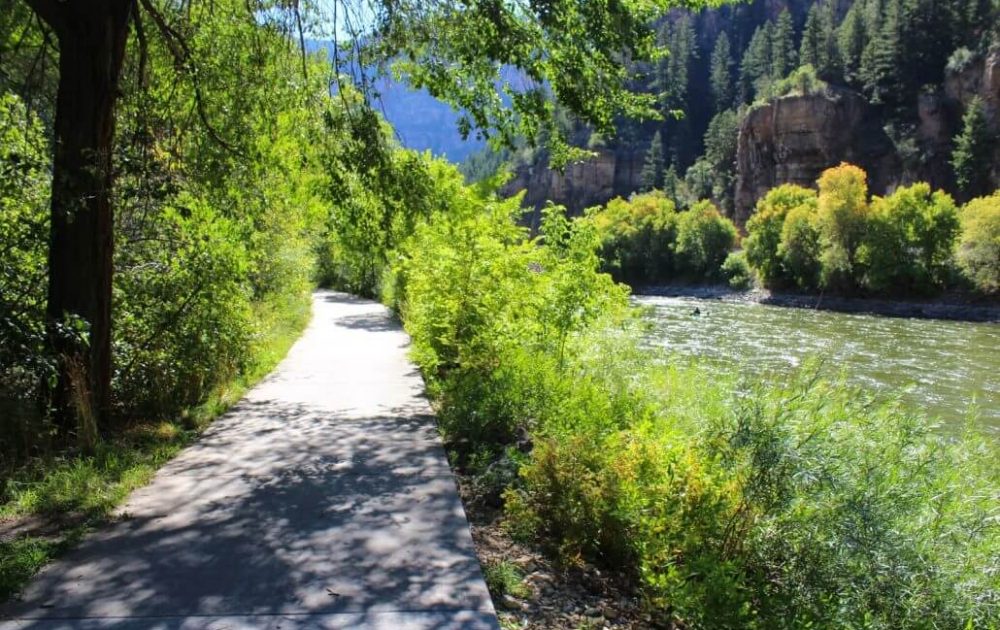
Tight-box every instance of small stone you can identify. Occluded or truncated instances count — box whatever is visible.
[585,606,601,616]
[515,555,537,572]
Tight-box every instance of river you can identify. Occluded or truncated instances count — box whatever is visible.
[636,295,1000,432]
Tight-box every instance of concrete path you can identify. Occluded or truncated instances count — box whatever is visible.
[2,292,498,629]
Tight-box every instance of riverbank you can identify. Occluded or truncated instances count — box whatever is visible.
[637,285,1000,323]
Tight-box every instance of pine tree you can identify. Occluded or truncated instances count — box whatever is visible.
[659,16,698,170]
[839,3,868,85]
[663,165,681,201]
[656,17,697,112]
[860,0,903,108]
[800,4,824,69]
[739,23,773,102]
[709,32,734,113]
[801,2,842,80]
[641,130,666,192]
[772,10,797,79]
[952,97,994,199]
[961,0,994,34]
[820,1,843,81]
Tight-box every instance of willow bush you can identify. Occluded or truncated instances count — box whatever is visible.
[740,163,1000,296]
[587,192,738,286]
[957,191,1000,294]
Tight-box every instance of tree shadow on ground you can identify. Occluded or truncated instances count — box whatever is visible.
[1,398,495,628]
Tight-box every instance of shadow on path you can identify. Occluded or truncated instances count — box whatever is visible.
[1,293,497,630]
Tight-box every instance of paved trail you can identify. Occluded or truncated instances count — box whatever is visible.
[2,292,498,629]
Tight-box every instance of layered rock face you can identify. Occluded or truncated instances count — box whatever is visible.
[504,53,1000,227]
[945,49,1000,191]
[945,49,1000,129]
[733,88,899,225]
[501,148,643,227]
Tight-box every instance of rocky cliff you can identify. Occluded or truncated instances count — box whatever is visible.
[945,49,1000,129]
[733,88,899,224]
[500,45,1000,227]
[500,148,644,226]
[945,49,1000,189]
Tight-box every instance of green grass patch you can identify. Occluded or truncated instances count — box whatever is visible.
[483,559,530,600]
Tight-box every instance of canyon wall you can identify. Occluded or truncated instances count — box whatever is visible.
[733,88,899,225]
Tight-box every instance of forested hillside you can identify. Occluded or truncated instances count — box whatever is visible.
[481,0,1000,221]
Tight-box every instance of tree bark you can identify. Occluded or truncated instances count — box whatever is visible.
[27,0,133,435]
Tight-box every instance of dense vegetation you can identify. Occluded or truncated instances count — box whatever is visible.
[583,161,1000,296]
[744,163,1000,295]
[588,192,738,286]
[2,0,997,625]
[463,0,999,212]
[1,0,715,599]
[320,157,1000,628]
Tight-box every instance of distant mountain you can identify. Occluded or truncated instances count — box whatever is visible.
[371,80,484,163]
[307,40,482,162]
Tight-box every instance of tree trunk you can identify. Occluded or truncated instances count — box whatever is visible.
[28,0,132,435]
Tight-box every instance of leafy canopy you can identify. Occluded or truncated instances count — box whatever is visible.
[337,0,723,165]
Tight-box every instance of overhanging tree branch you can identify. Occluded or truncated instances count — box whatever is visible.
[137,0,241,154]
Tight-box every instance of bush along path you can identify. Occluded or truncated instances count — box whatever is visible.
[1,292,498,630]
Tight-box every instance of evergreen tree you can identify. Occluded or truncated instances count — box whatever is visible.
[800,2,842,80]
[961,0,995,35]
[772,10,797,79]
[657,16,697,111]
[800,4,825,69]
[952,97,995,199]
[641,130,666,192]
[710,32,735,113]
[839,3,868,85]
[739,23,773,102]
[659,16,699,169]
[820,1,844,81]
[860,0,904,108]
[900,0,950,96]
[663,165,681,201]
[703,110,740,212]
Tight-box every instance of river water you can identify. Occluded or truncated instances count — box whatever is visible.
[636,295,1000,432]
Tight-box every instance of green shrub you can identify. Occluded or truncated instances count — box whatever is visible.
[0,93,51,435]
[674,200,739,280]
[946,47,976,74]
[701,372,999,629]
[957,192,1000,293]
[589,192,678,285]
[744,184,818,287]
[777,203,823,290]
[114,195,256,417]
[859,183,960,294]
[770,64,828,98]
[482,560,529,600]
[721,251,753,289]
